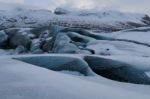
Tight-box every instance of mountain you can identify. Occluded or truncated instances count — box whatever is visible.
[0,7,150,32]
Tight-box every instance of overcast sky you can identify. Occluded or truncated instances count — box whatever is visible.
[0,0,149,14]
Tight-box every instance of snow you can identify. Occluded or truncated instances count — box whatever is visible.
[105,55,150,71]
[0,6,150,99]
[100,27,150,45]
[117,32,150,44]
[0,55,150,99]
[87,40,150,57]
[115,32,150,44]
[91,27,150,58]
[54,7,146,24]
[0,7,148,31]
[60,70,85,76]
[0,49,14,55]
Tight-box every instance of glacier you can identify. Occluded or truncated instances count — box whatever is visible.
[1,6,150,99]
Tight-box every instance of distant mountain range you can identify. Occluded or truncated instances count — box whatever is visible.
[0,6,150,32]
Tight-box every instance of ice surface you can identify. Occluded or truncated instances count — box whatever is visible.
[0,55,150,99]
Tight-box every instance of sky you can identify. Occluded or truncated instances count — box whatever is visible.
[0,0,149,14]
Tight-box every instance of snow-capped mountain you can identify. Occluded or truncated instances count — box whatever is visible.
[56,8,149,26]
[54,8,150,31]
[0,7,150,32]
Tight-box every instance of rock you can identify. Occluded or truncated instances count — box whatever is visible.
[54,7,70,15]
[15,45,26,54]
[8,30,31,48]
[30,39,43,54]
[0,31,8,47]
[142,15,150,25]
[99,48,111,56]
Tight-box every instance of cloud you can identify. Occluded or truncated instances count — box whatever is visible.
[92,0,150,14]
[0,0,150,14]
[0,0,24,4]
[23,0,94,10]
[60,0,95,9]
[43,0,150,14]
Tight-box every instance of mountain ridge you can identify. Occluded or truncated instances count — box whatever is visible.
[0,7,150,32]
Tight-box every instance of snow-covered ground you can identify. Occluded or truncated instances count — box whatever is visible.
[87,40,150,57]
[100,27,150,45]
[1,55,150,99]
[91,27,150,57]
